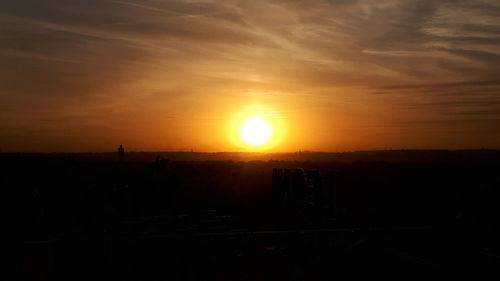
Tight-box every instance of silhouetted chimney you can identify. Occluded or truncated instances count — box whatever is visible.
[118,144,125,161]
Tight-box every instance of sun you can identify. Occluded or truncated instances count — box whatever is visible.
[240,116,273,146]
[226,104,286,151]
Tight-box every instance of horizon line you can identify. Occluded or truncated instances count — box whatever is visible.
[2,148,499,154]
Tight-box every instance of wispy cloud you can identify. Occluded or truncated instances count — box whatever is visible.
[1,0,499,151]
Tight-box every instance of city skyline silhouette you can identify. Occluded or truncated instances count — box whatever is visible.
[5,0,500,280]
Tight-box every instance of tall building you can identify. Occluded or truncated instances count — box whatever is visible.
[272,167,336,225]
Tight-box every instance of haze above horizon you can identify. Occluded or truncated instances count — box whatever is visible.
[1,0,500,152]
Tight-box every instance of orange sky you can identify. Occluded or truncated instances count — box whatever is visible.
[1,0,500,152]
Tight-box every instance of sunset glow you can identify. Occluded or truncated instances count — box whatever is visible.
[240,116,273,146]
[226,105,286,151]
[1,1,500,152]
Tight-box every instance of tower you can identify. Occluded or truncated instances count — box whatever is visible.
[118,144,125,161]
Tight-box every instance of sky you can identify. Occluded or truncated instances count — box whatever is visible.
[1,0,500,152]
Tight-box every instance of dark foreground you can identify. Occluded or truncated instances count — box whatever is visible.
[10,151,500,280]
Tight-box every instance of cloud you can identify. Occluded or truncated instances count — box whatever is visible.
[1,0,499,151]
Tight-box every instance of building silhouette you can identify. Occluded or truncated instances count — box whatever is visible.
[272,168,336,224]
[118,144,125,161]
